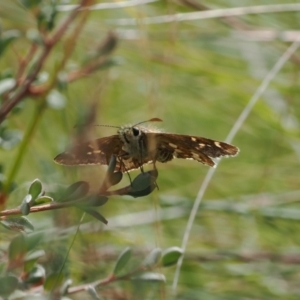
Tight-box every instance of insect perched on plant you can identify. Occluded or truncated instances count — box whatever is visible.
[54,118,239,173]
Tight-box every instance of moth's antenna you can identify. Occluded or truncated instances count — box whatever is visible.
[133,117,163,127]
[74,118,162,129]
[94,124,121,129]
[74,124,121,129]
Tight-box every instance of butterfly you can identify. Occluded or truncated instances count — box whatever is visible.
[54,118,239,172]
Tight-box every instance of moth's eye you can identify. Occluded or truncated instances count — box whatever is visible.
[132,127,140,136]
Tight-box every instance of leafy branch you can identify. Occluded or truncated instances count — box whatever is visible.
[0,0,119,204]
[0,156,158,229]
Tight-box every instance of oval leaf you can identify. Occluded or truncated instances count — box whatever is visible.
[161,247,183,267]
[25,232,43,252]
[126,170,158,198]
[142,248,162,267]
[34,196,53,205]
[131,172,155,192]
[59,181,89,202]
[8,234,26,262]
[20,197,31,215]
[25,250,46,272]
[113,247,132,276]
[106,155,117,175]
[1,217,34,233]
[0,275,18,297]
[28,179,43,200]
[108,171,123,187]
[102,171,123,191]
[25,249,46,262]
[86,195,108,207]
[81,208,108,225]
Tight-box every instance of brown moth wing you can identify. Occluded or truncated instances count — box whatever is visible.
[151,133,239,167]
[54,135,123,166]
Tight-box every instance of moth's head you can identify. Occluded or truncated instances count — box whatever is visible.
[118,126,144,144]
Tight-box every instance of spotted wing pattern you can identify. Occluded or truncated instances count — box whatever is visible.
[152,133,239,167]
[54,135,123,166]
[54,135,154,172]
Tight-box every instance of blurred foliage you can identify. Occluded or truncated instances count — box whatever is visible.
[0,0,300,299]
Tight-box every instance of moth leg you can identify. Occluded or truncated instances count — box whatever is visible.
[139,165,145,174]
[126,171,133,186]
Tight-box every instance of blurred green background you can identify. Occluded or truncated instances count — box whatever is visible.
[1,0,300,299]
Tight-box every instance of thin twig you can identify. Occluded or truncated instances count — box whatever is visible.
[0,185,133,219]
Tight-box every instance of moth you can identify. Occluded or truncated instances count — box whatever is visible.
[54,118,239,172]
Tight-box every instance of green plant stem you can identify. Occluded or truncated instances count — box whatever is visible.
[52,212,86,294]
[3,101,47,195]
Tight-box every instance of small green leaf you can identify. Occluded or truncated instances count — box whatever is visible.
[106,155,117,175]
[34,195,53,205]
[20,195,31,215]
[24,250,46,272]
[28,179,43,200]
[81,208,108,225]
[142,248,162,267]
[0,275,18,297]
[102,171,123,190]
[161,247,183,267]
[86,195,108,207]
[25,232,43,252]
[132,272,166,282]
[108,171,123,187]
[1,217,34,233]
[131,172,153,191]
[113,247,132,276]
[87,285,101,300]
[126,170,158,198]
[101,156,122,190]
[44,273,64,291]
[8,234,26,262]
[59,181,89,202]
